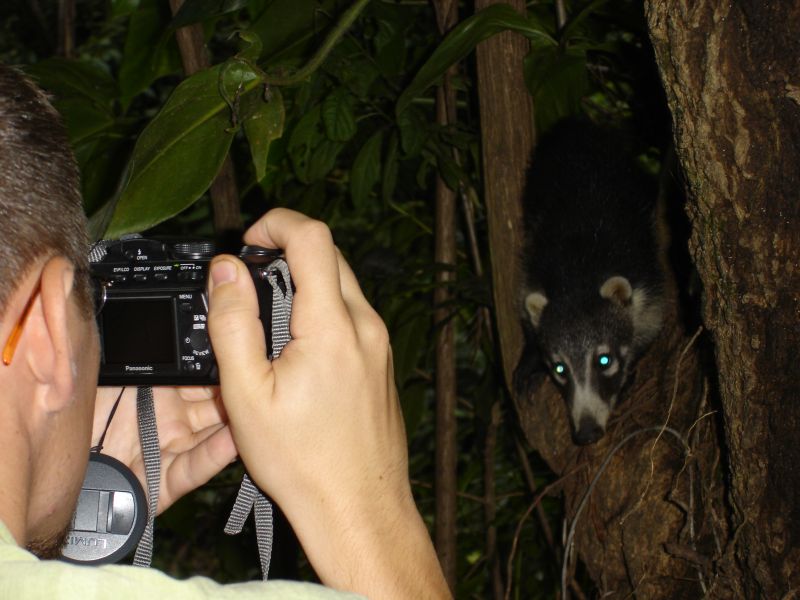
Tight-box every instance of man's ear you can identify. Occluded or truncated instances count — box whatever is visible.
[24,257,78,413]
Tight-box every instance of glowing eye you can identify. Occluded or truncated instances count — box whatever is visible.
[553,362,566,376]
[598,354,612,368]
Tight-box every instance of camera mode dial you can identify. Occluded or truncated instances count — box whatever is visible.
[172,241,215,259]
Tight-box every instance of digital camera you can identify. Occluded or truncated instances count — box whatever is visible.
[89,236,282,385]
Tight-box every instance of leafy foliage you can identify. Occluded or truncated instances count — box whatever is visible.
[1,0,666,596]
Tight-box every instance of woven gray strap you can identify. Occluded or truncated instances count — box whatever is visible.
[133,386,160,567]
[224,259,293,580]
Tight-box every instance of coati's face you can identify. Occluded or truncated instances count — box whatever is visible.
[525,276,637,445]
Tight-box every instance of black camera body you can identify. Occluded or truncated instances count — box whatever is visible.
[90,237,281,385]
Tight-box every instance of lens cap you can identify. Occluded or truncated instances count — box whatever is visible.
[61,453,147,565]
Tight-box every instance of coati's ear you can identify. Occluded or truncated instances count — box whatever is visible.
[524,291,548,328]
[599,276,632,307]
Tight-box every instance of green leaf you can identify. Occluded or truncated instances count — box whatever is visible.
[396,4,555,115]
[25,58,117,110]
[561,0,612,43]
[249,0,339,61]
[322,88,357,142]
[168,0,250,30]
[288,105,323,184]
[75,121,135,215]
[118,0,181,109]
[373,14,408,77]
[219,58,260,113]
[397,106,427,158]
[350,131,383,209]
[24,58,117,146]
[111,0,141,17]
[307,139,344,182]
[104,64,259,238]
[235,30,263,62]
[242,87,285,182]
[382,132,399,203]
[435,145,463,192]
[524,44,589,134]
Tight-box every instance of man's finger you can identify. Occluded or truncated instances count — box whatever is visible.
[183,395,228,433]
[159,424,237,514]
[243,208,349,335]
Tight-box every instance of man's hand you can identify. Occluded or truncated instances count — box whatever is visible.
[207,209,451,599]
[91,386,237,514]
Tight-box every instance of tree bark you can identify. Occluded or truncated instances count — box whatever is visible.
[57,0,75,58]
[168,0,243,234]
[474,0,533,392]
[646,1,800,597]
[433,82,458,590]
[431,0,460,589]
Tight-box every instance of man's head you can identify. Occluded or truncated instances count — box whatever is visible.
[0,64,99,558]
[0,65,92,312]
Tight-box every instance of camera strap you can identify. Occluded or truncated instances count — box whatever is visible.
[131,258,293,580]
[223,258,293,580]
[132,386,160,567]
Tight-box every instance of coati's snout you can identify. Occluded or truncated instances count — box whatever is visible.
[574,415,605,446]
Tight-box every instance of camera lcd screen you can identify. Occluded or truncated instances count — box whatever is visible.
[101,298,177,365]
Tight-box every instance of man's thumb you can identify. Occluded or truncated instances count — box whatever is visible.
[207,257,272,404]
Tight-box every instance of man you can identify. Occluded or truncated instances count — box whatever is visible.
[0,65,450,599]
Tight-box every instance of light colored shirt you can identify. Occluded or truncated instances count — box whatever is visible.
[0,520,363,599]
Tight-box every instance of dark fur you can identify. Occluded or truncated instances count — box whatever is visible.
[514,119,665,444]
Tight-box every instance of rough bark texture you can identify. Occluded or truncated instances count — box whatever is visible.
[474,0,533,391]
[646,1,800,597]
[514,269,720,597]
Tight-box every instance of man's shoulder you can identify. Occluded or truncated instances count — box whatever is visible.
[0,521,363,600]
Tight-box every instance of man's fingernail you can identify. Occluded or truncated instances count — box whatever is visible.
[211,260,238,287]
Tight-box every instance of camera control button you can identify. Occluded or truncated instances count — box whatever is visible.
[177,271,203,282]
[179,302,193,312]
[189,330,209,350]
[132,274,147,282]
[154,273,168,281]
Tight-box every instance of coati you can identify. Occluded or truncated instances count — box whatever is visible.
[513,119,666,446]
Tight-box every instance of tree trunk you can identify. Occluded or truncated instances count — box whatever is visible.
[646,1,800,597]
[476,3,729,598]
[474,0,533,392]
[168,0,243,235]
[433,80,459,591]
[431,0,460,589]
[57,0,75,58]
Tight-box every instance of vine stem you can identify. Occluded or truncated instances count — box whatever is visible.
[504,464,587,600]
[263,0,373,86]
